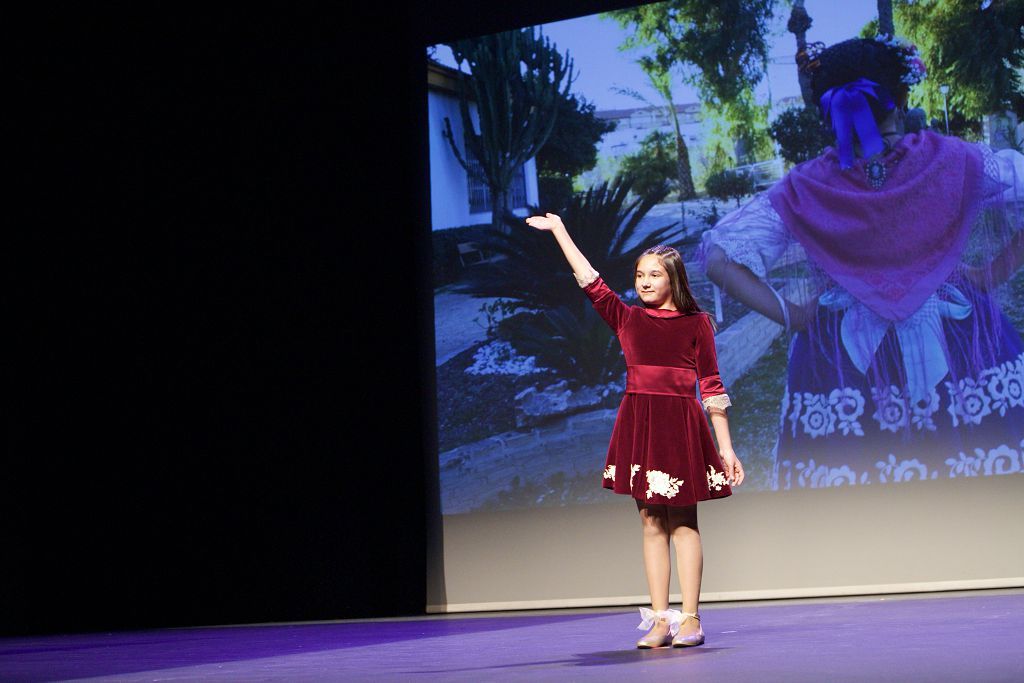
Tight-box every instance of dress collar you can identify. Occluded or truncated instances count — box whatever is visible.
[641,306,687,319]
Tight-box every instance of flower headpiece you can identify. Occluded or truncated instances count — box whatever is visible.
[874,34,927,86]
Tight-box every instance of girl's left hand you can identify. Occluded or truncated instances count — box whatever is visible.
[719,448,744,487]
[525,213,565,232]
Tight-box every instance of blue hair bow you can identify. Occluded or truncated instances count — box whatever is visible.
[819,78,895,169]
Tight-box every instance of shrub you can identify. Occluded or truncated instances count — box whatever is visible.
[496,303,624,386]
[456,174,681,309]
[537,174,574,214]
[457,174,684,384]
[619,131,679,200]
[704,170,754,207]
[769,106,832,165]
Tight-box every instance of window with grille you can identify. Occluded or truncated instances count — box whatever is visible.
[465,140,528,213]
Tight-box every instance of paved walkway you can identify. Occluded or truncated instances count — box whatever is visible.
[433,288,498,366]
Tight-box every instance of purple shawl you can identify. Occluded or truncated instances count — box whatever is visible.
[768,131,987,321]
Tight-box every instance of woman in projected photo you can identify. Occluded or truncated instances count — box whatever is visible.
[526,213,742,649]
[701,37,1024,490]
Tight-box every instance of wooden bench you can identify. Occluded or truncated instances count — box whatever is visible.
[458,241,488,266]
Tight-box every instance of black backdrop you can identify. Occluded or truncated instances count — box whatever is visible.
[10,0,634,635]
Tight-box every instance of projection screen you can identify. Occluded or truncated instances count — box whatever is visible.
[425,0,1024,612]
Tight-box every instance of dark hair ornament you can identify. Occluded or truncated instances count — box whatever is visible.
[796,41,826,77]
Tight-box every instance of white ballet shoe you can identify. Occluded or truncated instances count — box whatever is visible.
[636,608,682,649]
[671,611,705,647]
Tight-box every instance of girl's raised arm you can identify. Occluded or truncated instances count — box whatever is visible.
[526,213,598,285]
[528,212,631,333]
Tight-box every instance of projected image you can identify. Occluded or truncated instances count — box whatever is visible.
[428,1,1024,514]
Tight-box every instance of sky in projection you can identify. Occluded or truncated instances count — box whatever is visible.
[432,0,879,113]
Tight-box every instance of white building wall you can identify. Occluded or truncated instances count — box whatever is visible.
[428,88,540,231]
[581,107,706,189]
[597,110,704,161]
[428,90,474,231]
[521,157,538,211]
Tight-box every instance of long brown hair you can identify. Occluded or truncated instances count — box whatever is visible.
[635,245,708,320]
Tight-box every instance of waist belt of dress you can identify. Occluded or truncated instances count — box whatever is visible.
[626,365,697,398]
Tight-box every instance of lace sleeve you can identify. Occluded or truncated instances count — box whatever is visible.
[979,144,1023,202]
[700,194,790,278]
[573,268,600,288]
[995,148,1024,218]
[695,313,730,412]
[702,394,732,413]
[976,143,1024,235]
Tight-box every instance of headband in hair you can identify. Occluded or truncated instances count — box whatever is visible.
[819,78,895,169]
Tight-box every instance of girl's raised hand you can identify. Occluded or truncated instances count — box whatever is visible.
[525,213,564,232]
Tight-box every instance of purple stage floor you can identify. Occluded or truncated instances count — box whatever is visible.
[3,589,1023,682]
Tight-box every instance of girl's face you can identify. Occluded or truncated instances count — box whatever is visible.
[635,254,675,310]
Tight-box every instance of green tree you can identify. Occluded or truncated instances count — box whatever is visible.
[717,89,774,164]
[695,130,735,188]
[620,131,680,199]
[859,18,881,39]
[896,0,1024,121]
[640,59,697,199]
[769,106,833,164]
[614,59,698,199]
[691,92,771,193]
[704,169,755,207]
[607,1,775,106]
[607,1,776,187]
[535,93,616,211]
[443,29,575,231]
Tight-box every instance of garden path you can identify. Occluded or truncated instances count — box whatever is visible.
[434,287,498,366]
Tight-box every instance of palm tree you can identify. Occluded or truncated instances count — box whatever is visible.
[456,175,682,311]
[640,60,696,200]
[456,176,685,385]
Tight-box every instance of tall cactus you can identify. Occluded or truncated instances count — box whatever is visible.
[443,28,574,232]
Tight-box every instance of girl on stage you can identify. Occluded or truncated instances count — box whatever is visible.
[526,213,743,649]
[702,37,1024,490]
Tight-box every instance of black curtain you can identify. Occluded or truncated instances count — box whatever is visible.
[10,0,632,635]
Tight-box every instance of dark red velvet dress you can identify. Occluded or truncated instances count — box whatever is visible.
[584,277,733,506]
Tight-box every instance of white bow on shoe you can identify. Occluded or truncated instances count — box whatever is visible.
[637,607,683,636]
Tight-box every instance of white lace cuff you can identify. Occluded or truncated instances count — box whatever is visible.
[573,268,600,288]
[702,394,732,412]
